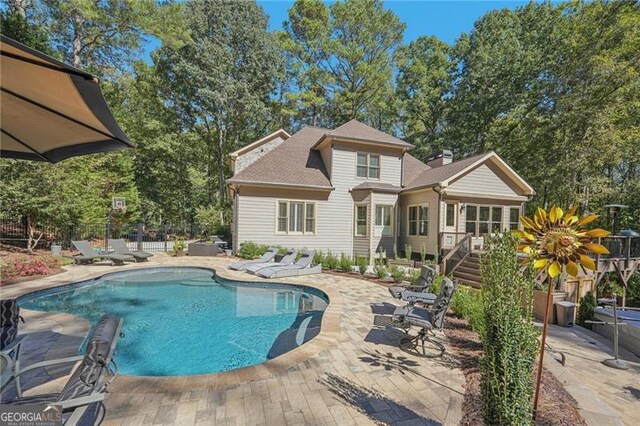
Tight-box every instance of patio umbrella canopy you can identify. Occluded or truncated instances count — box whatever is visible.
[0,35,133,163]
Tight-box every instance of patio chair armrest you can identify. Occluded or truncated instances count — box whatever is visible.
[59,392,106,410]
[12,355,83,378]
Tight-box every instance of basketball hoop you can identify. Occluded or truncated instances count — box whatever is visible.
[112,197,126,213]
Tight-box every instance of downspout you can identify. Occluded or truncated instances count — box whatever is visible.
[433,186,443,261]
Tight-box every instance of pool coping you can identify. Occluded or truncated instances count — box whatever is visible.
[7,261,344,392]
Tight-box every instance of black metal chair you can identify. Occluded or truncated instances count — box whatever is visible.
[388,265,436,299]
[391,278,457,358]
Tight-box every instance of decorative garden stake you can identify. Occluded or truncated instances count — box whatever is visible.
[515,206,610,418]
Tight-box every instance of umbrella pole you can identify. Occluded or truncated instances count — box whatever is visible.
[533,275,553,418]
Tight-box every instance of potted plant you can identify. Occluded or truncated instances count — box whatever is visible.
[172,238,186,257]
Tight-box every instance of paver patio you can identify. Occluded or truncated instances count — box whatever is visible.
[2,255,465,425]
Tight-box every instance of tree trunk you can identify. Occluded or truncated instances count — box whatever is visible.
[26,216,43,252]
[217,130,226,206]
[72,15,84,68]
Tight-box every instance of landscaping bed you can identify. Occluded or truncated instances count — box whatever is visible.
[445,315,585,426]
[0,249,68,286]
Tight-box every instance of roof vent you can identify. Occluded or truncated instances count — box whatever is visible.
[426,150,453,168]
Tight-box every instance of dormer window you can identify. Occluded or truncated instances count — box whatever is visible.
[356,153,380,179]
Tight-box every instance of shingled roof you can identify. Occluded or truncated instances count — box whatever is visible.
[402,152,492,191]
[227,126,332,189]
[320,119,413,149]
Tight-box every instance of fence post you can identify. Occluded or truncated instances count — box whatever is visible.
[105,222,110,252]
[163,224,168,252]
[137,223,143,251]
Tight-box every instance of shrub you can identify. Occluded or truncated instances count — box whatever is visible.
[355,256,369,275]
[408,268,421,284]
[479,233,538,425]
[405,244,412,260]
[0,253,61,282]
[238,241,269,259]
[339,254,353,272]
[450,285,485,334]
[390,266,406,282]
[313,251,325,266]
[375,265,388,279]
[323,251,339,270]
[420,243,427,264]
[393,243,398,259]
[627,272,640,308]
[577,291,597,329]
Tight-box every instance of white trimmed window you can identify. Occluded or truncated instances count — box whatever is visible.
[356,153,380,179]
[408,205,428,236]
[277,200,316,234]
[355,205,367,236]
[465,204,503,236]
[375,205,393,236]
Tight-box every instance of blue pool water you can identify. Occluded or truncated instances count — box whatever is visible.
[19,267,328,376]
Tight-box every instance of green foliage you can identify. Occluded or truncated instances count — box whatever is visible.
[313,251,326,266]
[238,241,270,260]
[408,268,421,284]
[419,243,427,264]
[450,286,485,335]
[355,256,369,275]
[194,207,222,232]
[404,244,412,260]
[172,237,186,255]
[323,251,339,270]
[339,253,353,272]
[626,272,640,308]
[577,291,597,329]
[374,265,388,279]
[390,266,406,282]
[479,234,537,425]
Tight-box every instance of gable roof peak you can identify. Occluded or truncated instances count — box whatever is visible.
[314,119,413,149]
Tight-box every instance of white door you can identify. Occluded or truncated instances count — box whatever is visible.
[442,202,458,249]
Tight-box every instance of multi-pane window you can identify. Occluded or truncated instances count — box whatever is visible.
[356,153,380,179]
[509,207,521,230]
[465,204,504,236]
[277,201,316,234]
[375,205,393,236]
[408,206,428,236]
[355,205,367,236]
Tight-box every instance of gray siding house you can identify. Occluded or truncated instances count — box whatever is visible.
[227,120,535,262]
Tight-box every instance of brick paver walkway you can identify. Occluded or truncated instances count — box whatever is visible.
[3,255,465,425]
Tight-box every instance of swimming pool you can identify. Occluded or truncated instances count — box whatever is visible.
[19,267,328,376]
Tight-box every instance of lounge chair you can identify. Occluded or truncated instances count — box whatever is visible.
[388,265,435,299]
[228,247,278,271]
[67,240,132,266]
[1,299,24,351]
[245,249,298,274]
[108,239,153,262]
[1,299,25,391]
[2,315,123,425]
[256,252,321,278]
[391,278,457,357]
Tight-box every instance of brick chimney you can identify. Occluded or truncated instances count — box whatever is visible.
[426,150,453,168]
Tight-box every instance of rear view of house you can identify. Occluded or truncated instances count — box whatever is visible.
[227,120,535,262]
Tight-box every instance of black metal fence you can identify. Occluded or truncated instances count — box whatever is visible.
[0,219,226,252]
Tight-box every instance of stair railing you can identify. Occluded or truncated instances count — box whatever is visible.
[442,233,473,276]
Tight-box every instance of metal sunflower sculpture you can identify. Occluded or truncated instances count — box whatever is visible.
[516,206,610,278]
[515,205,610,417]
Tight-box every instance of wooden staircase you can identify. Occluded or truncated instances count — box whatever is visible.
[452,252,482,288]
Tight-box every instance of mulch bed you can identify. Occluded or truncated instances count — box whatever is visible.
[445,315,586,426]
[0,268,66,287]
